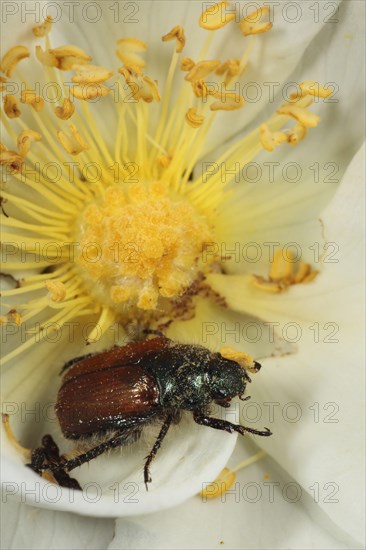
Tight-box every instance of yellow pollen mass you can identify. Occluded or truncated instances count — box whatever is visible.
[75,183,214,312]
[199,1,236,30]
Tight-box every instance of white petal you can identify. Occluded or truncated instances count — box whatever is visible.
[207,144,365,543]
[1,499,114,550]
[109,438,359,550]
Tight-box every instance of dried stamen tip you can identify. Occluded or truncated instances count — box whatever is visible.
[0,46,30,77]
[162,26,186,53]
[290,80,333,100]
[119,67,160,103]
[4,95,21,119]
[200,468,236,499]
[216,59,241,84]
[17,130,42,156]
[71,64,114,84]
[116,38,147,68]
[180,57,195,71]
[199,1,236,30]
[55,98,75,120]
[0,149,24,174]
[287,123,307,145]
[20,89,45,112]
[210,91,244,111]
[220,346,259,372]
[57,124,89,155]
[185,107,205,128]
[276,104,320,128]
[36,45,92,70]
[240,7,273,36]
[32,16,53,37]
[70,83,110,100]
[253,249,319,292]
[185,60,221,82]
[45,280,67,302]
[260,124,287,151]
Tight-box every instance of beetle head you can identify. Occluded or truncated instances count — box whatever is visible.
[208,348,262,406]
[208,355,247,406]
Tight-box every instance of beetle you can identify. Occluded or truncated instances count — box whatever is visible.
[28,332,271,489]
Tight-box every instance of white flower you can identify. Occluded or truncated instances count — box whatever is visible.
[1,0,364,547]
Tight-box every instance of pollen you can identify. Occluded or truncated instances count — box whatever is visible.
[57,124,89,155]
[240,7,273,36]
[199,1,236,30]
[0,45,30,77]
[116,38,147,68]
[200,467,236,499]
[20,89,45,112]
[74,182,214,312]
[220,347,259,372]
[54,98,75,120]
[32,16,53,37]
[162,26,186,53]
[4,95,21,119]
[45,280,67,303]
[252,249,319,292]
[185,107,205,128]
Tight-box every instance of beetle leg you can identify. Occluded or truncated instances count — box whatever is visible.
[144,413,174,490]
[27,434,82,490]
[193,413,272,437]
[44,431,128,474]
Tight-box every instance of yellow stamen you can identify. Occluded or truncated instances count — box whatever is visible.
[20,89,45,112]
[180,57,195,71]
[200,451,267,499]
[54,98,75,120]
[4,95,21,118]
[185,60,221,82]
[119,67,160,103]
[220,347,259,372]
[240,7,273,36]
[116,38,147,68]
[270,249,295,280]
[70,83,110,100]
[199,1,236,30]
[71,64,114,84]
[287,123,307,145]
[210,91,244,111]
[36,45,92,70]
[260,124,287,151]
[17,130,42,156]
[57,124,89,155]
[32,16,53,37]
[200,468,236,499]
[45,280,67,302]
[276,104,320,127]
[216,59,241,84]
[0,45,30,77]
[185,107,205,128]
[253,249,319,292]
[162,26,186,53]
[0,149,24,173]
[291,80,333,99]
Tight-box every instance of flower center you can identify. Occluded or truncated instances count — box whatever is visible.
[75,181,214,312]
